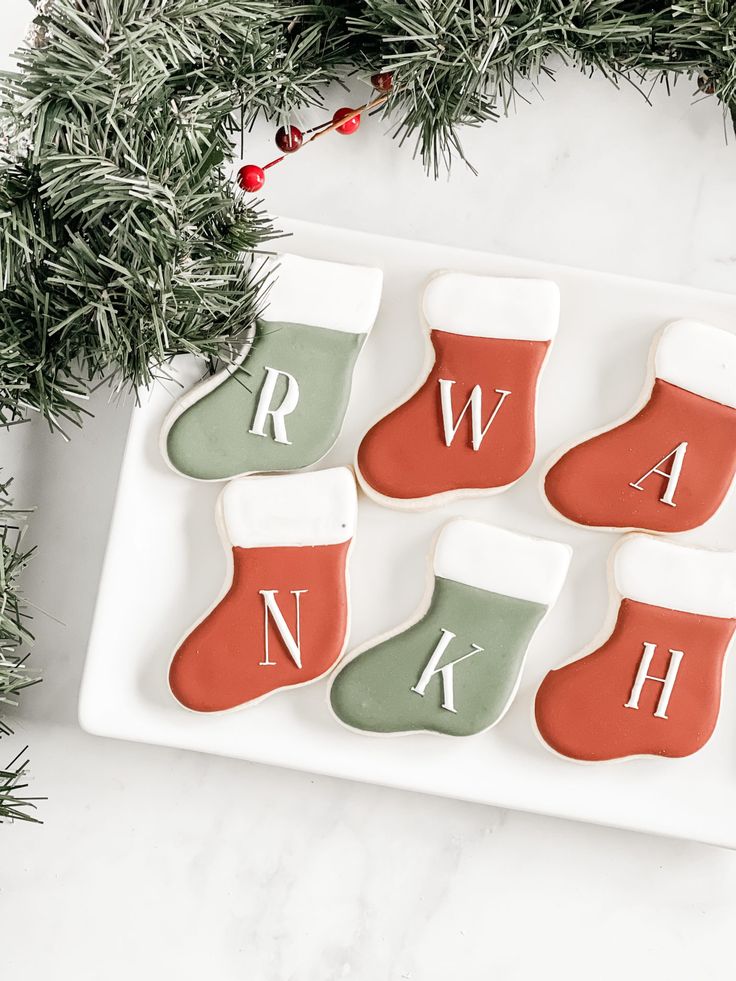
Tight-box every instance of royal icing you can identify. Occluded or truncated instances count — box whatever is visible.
[544,319,736,532]
[169,467,357,712]
[356,272,560,509]
[162,254,383,481]
[534,534,736,762]
[654,319,736,409]
[329,519,571,736]
[422,272,561,341]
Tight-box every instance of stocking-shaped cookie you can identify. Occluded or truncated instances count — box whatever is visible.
[329,519,570,736]
[162,254,382,480]
[356,272,560,509]
[535,535,736,761]
[544,319,736,533]
[169,467,357,712]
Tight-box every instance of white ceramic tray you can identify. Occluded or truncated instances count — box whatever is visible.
[79,218,736,848]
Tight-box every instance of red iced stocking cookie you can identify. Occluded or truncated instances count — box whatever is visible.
[544,320,736,533]
[169,467,357,712]
[534,535,736,762]
[356,272,560,508]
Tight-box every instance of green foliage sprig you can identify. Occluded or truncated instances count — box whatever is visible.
[356,0,736,173]
[1,749,41,823]
[0,480,39,823]
[0,481,34,710]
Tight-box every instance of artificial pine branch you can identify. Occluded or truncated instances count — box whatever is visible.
[353,0,736,174]
[0,479,39,823]
[0,479,35,713]
[1,749,42,823]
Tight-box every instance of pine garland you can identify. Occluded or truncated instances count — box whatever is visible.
[355,0,736,174]
[1,0,734,820]
[0,484,33,705]
[0,479,38,822]
[1,749,41,823]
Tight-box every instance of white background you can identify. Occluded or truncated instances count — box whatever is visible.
[4,4,736,977]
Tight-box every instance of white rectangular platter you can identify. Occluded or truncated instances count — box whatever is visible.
[80,218,736,848]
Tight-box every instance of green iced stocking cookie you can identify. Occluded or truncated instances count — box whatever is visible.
[162,254,383,480]
[330,519,571,737]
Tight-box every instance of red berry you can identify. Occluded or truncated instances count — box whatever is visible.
[275,125,303,152]
[371,71,394,92]
[333,107,360,135]
[237,164,265,193]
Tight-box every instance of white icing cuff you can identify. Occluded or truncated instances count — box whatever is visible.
[654,320,736,409]
[614,534,736,618]
[423,272,560,341]
[433,519,571,606]
[220,468,357,548]
[260,254,383,335]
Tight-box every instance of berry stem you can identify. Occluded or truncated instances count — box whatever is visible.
[238,90,391,190]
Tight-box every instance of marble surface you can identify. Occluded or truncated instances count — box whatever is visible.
[3,55,736,980]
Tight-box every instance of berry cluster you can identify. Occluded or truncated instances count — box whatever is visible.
[238,72,394,193]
